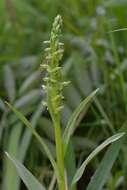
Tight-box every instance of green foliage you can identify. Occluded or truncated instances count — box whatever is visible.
[1,0,127,190]
[71,133,125,188]
[5,152,46,190]
[5,101,59,178]
[86,121,127,190]
[4,15,126,190]
[63,89,99,154]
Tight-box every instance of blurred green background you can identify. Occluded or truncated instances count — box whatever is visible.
[1,0,127,189]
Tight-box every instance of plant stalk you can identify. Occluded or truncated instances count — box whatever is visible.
[54,116,66,190]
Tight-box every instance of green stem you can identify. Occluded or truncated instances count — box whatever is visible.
[54,116,66,190]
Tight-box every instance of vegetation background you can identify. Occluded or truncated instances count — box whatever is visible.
[1,0,127,189]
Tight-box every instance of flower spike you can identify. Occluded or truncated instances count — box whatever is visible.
[41,15,70,119]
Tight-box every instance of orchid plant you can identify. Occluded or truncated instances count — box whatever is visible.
[5,15,124,190]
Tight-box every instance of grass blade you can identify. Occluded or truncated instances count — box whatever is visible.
[5,152,46,190]
[65,142,76,189]
[86,139,123,190]
[3,123,22,190]
[3,65,16,102]
[86,121,127,190]
[70,133,125,187]
[19,104,44,162]
[14,90,41,109]
[5,102,59,179]
[19,71,40,94]
[63,89,99,154]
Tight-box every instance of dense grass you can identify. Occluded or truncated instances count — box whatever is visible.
[1,0,127,189]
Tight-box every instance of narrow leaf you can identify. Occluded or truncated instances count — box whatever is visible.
[65,142,76,189]
[63,89,99,154]
[5,152,46,190]
[86,139,123,190]
[3,65,16,102]
[5,102,59,179]
[19,71,40,94]
[0,98,5,111]
[71,133,125,187]
[108,28,127,33]
[19,104,44,162]
[86,121,127,190]
[3,123,22,190]
[14,90,41,109]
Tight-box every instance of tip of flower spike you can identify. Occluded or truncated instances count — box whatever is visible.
[56,14,61,19]
[55,15,62,23]
[41,14,66,116]
[52,15,62,33]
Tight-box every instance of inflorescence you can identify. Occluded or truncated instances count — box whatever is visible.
[41,15,70,116]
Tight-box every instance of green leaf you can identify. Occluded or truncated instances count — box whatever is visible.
[14,90,41,109]
[3,123,22,190]
[86,139,123,190]
[0,98,5,111]
[3,65,16,102]
[86,121,127,190]
[19,104,44,162]
[65,142,76,189]
[63,89,99,154]
[19,71,40,94]
[70,133,125,187]
[63,84,82,110]
[5,102,59,179]
[5,152,46,190]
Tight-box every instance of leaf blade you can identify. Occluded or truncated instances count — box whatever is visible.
[5,102,59,179]
[86,139,123,190]
[63,89,99,154]
[86,121,127,190]
[3,65,16,102]
[5,152,46,190]
[3,123,22,190]
[70,132,125,187]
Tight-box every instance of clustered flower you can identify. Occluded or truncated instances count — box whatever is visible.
[41,15,70,116]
